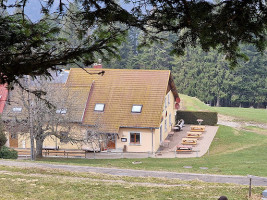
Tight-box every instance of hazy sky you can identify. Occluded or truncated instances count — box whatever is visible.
[7,0,132,22]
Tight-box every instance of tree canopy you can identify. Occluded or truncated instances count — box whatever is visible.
[0,0,267,84]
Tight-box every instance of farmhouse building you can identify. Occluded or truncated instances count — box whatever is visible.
[3,68,180,153]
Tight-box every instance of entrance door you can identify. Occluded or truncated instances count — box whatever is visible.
[107,140,115,149]
[106,134,116,149]
[9,133,18,148]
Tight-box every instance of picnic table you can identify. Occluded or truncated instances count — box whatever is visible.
[176,145,193,152]
[187,132,202,138]
[181,138,197,145]
[190,125,205,132]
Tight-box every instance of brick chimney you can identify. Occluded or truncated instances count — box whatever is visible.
[93,59,102,68]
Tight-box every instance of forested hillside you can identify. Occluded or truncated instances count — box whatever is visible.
[59,3,267,108]
[102,29,267,108]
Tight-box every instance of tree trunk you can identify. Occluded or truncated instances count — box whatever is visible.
[216,96,220,107]
[35,138,44,158]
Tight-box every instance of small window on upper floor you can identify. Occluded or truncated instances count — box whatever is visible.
[94,103,105,112]
[12,107,22,112]
[56,108,67,114]
[168,94,170,105]
[131,105,142,113]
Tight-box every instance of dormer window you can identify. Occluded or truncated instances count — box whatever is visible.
[94,103,105,112]
[12,107,22,112]
[56,108,67,114]
[131,105,142,113]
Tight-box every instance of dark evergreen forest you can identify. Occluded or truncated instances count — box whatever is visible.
[59,3,267,108]
[102,29,267,108]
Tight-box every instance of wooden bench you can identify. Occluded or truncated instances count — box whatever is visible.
[44,149,86,158]
[14,148,86,158]
[176,145,193,152]
[190,125,205,132]
[187,132,202,138]
[14,148,47,156]
[181,138,197,145]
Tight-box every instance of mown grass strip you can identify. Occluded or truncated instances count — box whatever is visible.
[0,165,264,200]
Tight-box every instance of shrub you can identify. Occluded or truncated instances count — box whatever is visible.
[0,146,18,159]
[176,110,218,125]
[0,132,7,148]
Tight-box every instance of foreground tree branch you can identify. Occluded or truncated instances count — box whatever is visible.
[0,0,266,85]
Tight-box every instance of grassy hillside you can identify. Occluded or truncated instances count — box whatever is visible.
[180,94,267,123]
[179,94,211,111]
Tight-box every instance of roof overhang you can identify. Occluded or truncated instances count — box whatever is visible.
[120,126,159,129]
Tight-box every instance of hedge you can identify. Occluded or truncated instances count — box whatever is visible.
[176,110,218,126]
[0,146,18,159]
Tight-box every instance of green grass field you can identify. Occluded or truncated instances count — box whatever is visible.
[0,165,263,200]
[180,94,267,123]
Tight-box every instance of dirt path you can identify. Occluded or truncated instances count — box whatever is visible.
[1,160,267,186]
[217,114,267,129]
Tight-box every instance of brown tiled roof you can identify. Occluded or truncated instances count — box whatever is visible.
[67,68,178,133]
[66,86,91,122]
[2,83,90,123]
[2,87,28,121]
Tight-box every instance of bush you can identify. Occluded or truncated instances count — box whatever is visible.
[0,132,7,148]
[176,110,218,125]
[0,146,18,159]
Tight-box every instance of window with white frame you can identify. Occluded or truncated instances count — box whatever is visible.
[12,107,22,112]
[130,132,140,144]
[164,119,167,132]
[168,93,170,105]
[56,108,67,114]
[169,113,172,127]
[94,103,105,112]
[131,105,142,113]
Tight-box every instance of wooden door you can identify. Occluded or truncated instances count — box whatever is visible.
[107,140,115,149]
[106,134,116,149]
[9,133,18,148]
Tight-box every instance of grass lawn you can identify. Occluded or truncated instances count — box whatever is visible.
[180,94,267,123]
[31,125,267,177]
[0,165,263,200]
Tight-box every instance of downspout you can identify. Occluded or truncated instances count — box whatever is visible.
[151,128,154,154]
